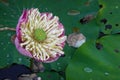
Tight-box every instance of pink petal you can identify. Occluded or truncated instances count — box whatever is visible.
[16,10,28,41]
[15,37,33,58]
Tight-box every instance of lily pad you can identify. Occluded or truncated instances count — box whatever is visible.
[66,0,120,80]
[66,34,120,80]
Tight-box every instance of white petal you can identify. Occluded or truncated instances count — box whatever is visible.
[38,44,49,61]
[47,28,64,37]
[20,40,31,47]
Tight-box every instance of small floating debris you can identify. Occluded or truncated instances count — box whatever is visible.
[67,10,80,16]
[72,27,80,33]
[80,14,95,24]
[85,0,93,6]
[67,33,86,48]
[84,67,93,73]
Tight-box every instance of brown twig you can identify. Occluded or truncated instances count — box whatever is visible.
[0,27,16,31]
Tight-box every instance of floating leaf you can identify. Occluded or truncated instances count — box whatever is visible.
[66,35,120,80]
[66,0,120,80]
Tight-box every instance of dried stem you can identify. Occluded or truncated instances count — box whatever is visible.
[0,27,16,31]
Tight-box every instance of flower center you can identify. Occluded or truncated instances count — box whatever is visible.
[33,28,47,42]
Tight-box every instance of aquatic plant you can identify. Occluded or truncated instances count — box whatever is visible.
[15,8,66,63]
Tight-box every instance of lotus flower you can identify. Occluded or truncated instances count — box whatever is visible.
[15,8,66,63]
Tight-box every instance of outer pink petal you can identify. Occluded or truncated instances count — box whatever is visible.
[15,37,33,58]
[15,10,33,58]
[58,22,66,48]
[16,10,28,41]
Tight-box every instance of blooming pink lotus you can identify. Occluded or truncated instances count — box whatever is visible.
[15,8,66,63]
